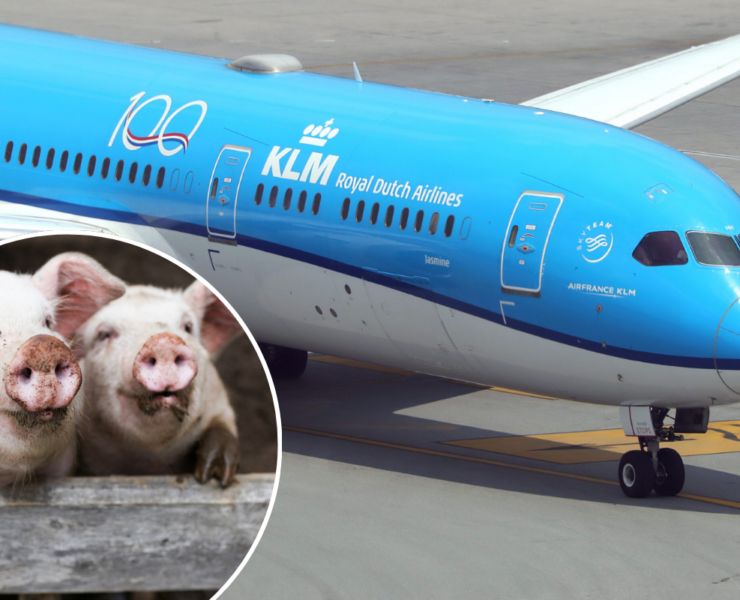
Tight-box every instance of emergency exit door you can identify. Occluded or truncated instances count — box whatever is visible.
[501,191,563,296]
[207,145,252,239]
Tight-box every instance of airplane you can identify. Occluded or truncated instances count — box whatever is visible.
[2,23,740,499]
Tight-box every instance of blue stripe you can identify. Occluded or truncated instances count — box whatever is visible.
[1,187,734,371]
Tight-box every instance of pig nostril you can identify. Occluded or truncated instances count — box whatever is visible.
[148,357,156,367]
[21,367,32,381]
[175,355,183,366]
[55,362,69,381]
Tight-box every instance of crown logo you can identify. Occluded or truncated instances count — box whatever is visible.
[300,119,339,147]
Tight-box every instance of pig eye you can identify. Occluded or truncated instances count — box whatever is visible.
[44,317,52,328]
[183,322,193,334]
[96,329,113,343]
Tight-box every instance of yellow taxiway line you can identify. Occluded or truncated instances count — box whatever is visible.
[309,355,418,376]
[308,355,559,399]
[283,425,740,511]
[447,421,740,464]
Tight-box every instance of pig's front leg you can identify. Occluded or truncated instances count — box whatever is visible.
[194,423,239,487]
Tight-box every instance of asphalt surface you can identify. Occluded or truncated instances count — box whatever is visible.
[3,2,740,598]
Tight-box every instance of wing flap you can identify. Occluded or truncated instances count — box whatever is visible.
[521,35,740,129]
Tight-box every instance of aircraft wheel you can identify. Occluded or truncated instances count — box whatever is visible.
[618,450,655,498]
[259,343,308,379]
[653,448,685,496]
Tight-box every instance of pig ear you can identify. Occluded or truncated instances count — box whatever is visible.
[184,281,243,355]
[32,252,127,338]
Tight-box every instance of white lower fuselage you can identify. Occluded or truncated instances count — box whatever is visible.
[1,200,732,411]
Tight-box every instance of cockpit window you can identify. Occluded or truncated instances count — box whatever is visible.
[686,231,740,266]
[632,231,688,266]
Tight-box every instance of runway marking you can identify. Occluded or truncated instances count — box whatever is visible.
[305,41,701,70]
[446,421,740,464]
[284,425,740,510]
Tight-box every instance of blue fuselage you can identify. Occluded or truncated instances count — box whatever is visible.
[3,24,740,407]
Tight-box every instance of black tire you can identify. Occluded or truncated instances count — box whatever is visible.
[618,450,655,498]
[653,448,685,496]
[259,343,308,379]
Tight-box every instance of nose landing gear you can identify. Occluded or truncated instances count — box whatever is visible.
[618,440,685,498]
[617,407,690,498]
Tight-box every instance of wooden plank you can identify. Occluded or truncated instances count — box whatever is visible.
[0,474,274,593]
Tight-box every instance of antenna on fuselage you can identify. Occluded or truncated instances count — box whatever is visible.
[353,61,363,83]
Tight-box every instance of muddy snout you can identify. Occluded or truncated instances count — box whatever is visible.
[133,332,198,402]
[5,334,82,418]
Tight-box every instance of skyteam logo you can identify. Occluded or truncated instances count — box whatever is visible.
[300,119,339,147]
[577,221,614,263]
[262,119,340,185]
[109,92,208,157]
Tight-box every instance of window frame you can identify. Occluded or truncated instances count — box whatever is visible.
[686,230,740,267]
[632,230,689,267]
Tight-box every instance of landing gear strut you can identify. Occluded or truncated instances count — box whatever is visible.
[617,407,687,498]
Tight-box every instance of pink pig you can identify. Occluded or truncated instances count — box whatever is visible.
[0,252,125,486]
[75,281,243,486]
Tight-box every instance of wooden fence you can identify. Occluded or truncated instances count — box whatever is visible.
[0,474,275,593]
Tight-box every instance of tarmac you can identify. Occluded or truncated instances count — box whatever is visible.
[3,1,740,598]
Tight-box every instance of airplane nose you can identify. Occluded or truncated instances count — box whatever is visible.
[714,297,740,394]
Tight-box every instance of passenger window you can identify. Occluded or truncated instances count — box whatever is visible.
[255,183,264,205]
[400,207,409,230]
[170,169,180,191]
[45,148,55,170]
[269,186,278,207]
[156,167,165,189]
[632,231,688,266]
[4,141,12,163]
[283,188,293,210]
[686,231,740,266]
[356,200,365,222]
[18,143,27,165]
[385,205,394,227]
[32,146,41,167]
[297,191,307,213]
[115,160,124,181]
[429,212,440,235]
[508,225,519,247]
[87,155,96,177]
[73,152,82,174]
[370,202,380,225]
[59,150,69,172]
[312,193,321,215]
[142,164,152,186]
[414,210,424,233]
[184,171,193,194]
[101,158,110,179]
[211,178,219,200]
[444,215,455,237]
[341,198,350,220]
[129,162,138,183]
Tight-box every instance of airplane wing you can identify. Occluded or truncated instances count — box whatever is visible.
[521,34,740,129]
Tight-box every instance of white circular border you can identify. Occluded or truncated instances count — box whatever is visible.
[0,229,282,598]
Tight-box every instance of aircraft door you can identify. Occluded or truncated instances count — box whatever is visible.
[501,191,563,296]
[207,145,252,239]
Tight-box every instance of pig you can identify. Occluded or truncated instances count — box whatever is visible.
[75,280,243,486]
[0,252,126,486]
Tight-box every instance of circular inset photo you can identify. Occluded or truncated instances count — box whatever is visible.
[0,232,280,597]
